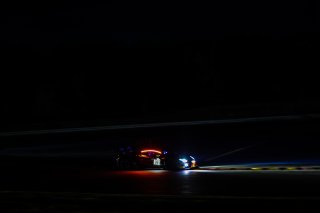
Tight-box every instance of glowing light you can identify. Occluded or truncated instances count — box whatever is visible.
[184,163,189,167]
[141,149,162,154]
[183,170,191,175]
[251,167,262,170]
[179,158,188,163]
[287,167,297,170]
[190,156,196,166]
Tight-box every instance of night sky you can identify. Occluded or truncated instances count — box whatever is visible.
[0,0,319,131]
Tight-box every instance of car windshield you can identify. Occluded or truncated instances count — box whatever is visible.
[0,1,319,212]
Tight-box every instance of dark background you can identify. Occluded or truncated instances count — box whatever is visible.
[2,4,320,211]
[0,0,319,131]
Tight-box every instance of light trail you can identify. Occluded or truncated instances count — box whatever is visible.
[0,114,317,137]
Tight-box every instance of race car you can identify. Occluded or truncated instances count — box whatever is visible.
[114,147,198,170]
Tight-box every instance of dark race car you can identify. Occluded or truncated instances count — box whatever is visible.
[115,147,198,170]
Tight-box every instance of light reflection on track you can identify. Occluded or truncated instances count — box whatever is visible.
[2,167,320,196]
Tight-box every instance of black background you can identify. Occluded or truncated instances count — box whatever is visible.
[0,0,319,130]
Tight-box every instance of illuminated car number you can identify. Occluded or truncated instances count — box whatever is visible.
[153,158,161,166]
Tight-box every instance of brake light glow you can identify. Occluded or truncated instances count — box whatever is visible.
[141,149,162,154]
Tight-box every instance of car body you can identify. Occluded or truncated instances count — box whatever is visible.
[115,147,198,170]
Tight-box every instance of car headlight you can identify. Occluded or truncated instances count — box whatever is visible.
[179,158,189,168]
[190,156,196,163]
[179,158,188,163]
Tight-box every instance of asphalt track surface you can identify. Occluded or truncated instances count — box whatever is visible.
[2,167,320,212]
[1,166,320,196]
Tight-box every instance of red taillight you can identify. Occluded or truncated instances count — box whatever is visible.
[140,149,162,154]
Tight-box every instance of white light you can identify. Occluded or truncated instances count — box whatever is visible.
[190,156,195,160]
[184,163,189,167]
[179,158,188,163]
[183,170,191,175]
